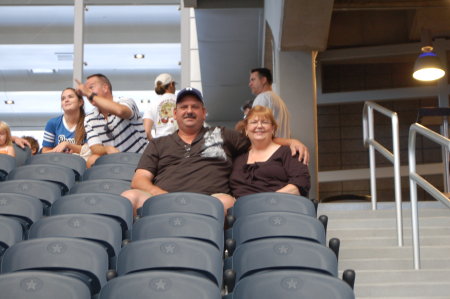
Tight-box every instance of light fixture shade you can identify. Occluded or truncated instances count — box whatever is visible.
[413,52,445,81]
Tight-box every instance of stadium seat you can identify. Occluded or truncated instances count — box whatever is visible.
[51,193,133,240]
[69,179,131,195]
[118,237,223,287]
[7,164,75,194]
[0,192,43,231]
[82,164,135,182]
[28,214,122,268]
[132,212,224,252]
[229,192,316,219]
[27,153,87,181]
[0,216,23,257]
[224,270,355,299]
[1,237,109,295]
[0,270,91,299]
[0,179,61,215]
[99,271,221,299]
[0,154,16,181]
[94,152,141,166]
[13,143,31,166]
[223,238,338,292]
[225,211,326,256]
[140,192,224,224]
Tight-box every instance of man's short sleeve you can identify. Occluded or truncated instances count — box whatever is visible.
[84,115,102,147]
[136,139,159,175]
[252,92,273,110]
[118,98,140,121]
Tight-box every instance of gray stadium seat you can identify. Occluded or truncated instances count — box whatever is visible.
[230,192,316,218]
[7,164,75,194]
[51,193,133,240]
[94,152,141,166]
[0,216,23,256]
[224,270,355,299]
[0,270,91,299]
[118,237,223,287]
[225,211,326,256]
[13,143,31,166]
[132,212,224,252]
[27,153,87,181]
[82,163,135,182]
[99,271,221,299]
[140,192,224,224]
[0,179,61,215]
[0,154,16,181]
[0,192,43,231]
[223,238,338,288]
[1,237,109,295]
[69,179,131,195]
[28,214,122,268]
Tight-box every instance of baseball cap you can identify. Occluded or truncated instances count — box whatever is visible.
[176,87,204,104]
[154,73,173,87]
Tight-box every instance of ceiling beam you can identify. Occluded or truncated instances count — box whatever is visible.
[0,0,180,5]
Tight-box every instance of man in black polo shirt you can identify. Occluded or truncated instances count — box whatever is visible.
[121,87,308,216]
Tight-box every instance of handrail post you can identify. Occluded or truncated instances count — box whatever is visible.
[368,106,377,210]
[392,114,403,247]
[363,101,403,246]
[408,126,421,269]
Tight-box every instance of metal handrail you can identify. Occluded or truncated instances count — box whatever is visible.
[408,123,450,270]
[363,101,403,247]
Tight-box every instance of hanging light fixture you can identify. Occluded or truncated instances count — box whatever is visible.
[412,30,446,81]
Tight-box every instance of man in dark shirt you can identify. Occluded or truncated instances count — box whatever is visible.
[121,87,308,216]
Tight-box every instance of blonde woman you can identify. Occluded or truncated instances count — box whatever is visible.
[0,121,15,157]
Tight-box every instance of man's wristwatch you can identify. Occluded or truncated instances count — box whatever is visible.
[88,92,97,102]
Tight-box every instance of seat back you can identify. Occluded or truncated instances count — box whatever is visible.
[224,238,338,281]
[226,212,326,249]
[118,237,223,287]
[133,212,224,252]
[140,192,224,224]
[69,179,131,195]
[226,270,355,299]
[1,237,109,295]
[82,164,135,182]
[99,271,221,299]
[27,153,86,181]
[7,164,75,194]
[0,154,16,181]
[51,193,133,239]
[0,192,43,231]
[230,192,316,219]
[94,152,141,166]
[0,270,91,299]
[13,143,31,166]
[0,179,61,215]
[29,214,122,268]
[0,216,23,256]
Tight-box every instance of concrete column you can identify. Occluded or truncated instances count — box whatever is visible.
[275,50,319,199]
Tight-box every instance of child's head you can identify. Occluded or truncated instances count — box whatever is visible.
[22,136,40,155]
[0,121,12,146]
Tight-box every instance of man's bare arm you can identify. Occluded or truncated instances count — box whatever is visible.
[131,169,168,196]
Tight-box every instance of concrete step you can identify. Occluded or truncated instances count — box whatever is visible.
[339,257,450,271]
[346,269,450,284]
[321,208,450,219]
[327,227,450,239]
[328,216,450,229]
[334,235,450,247]
[339,245,450,259]
[355,281,450,298]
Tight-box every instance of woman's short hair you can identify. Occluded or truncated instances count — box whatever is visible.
[244,105,278,134]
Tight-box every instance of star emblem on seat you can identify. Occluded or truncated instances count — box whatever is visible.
[19,183,30,191]
[47,242,67,254]
[26,279,37,290]
[274,243,292,255]
[268,197,278,205]
[281,277,302,291]
[161,242,177,254]
[150,278,171,292]
[20,277,42,292]
[270,216,284,226]
[0,198,8,206]
[170,217,184,226]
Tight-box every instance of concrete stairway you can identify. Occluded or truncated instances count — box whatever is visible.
[318,201,450,299]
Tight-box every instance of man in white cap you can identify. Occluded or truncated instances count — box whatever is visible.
[143,73,177,140]
[122,87,309,217]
